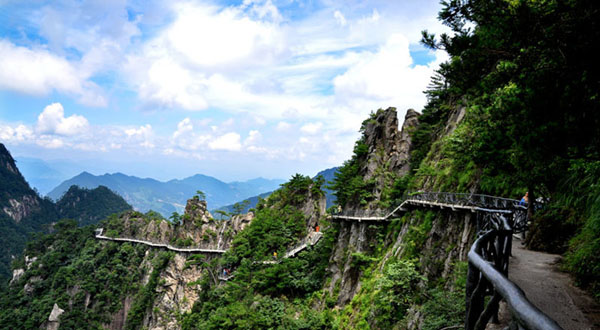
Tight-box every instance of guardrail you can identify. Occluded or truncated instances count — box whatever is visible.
[94,228,226,253]
[466,215,562,330]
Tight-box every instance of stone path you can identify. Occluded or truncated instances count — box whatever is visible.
[508,238,600,330]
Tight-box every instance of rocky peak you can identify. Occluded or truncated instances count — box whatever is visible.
[359,107,420,203]
[183,197,209,225]
[0,143,19,175]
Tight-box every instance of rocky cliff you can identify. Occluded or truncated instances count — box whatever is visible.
[0,143,58,279]
[323,106,476,329]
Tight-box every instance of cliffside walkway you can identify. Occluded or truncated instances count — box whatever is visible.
[331,192,565,330]
[259,231,324,264]
[218,231,324,281]
[94,229,226,254]
[330,192,526,222]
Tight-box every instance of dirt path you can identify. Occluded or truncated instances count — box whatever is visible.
[508,238,600,330]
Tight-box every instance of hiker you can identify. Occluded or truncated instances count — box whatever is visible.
[273,251,277,260]
[223,269,227,276]
[519,192,529,206]
[315,224,320,232]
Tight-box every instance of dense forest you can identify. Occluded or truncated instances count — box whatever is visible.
[0,143,132,282]
[0,0,598,329]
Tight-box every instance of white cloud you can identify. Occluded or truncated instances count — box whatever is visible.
[209,132,242,151]
[0,40,106,106]
[125,124,155,148]
[333,33,448,112]
[276,121,291,131]
[0,124,34,142]
[244,130,262,146]
[36,103,89,136]
[334,10,347,26]
[300,122,323,135]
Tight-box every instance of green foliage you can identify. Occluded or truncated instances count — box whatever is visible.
[55,185,132,226]
[401,211,434,260]
[180,175,335,329]
[232,200,250,215]
[421,262,467,330]
[0,219,150,328]
[126,251,173,329]
[372,260,424,328]
[330,139,374,208]
[195,190,206,200]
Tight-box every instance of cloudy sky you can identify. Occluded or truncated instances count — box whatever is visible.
[0,0,449,182]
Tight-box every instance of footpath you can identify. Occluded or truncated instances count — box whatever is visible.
[506,238,600,330]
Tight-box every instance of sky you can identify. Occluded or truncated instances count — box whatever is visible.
[0,0,449,182]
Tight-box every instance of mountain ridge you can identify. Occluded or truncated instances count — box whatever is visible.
[48,171,285,217]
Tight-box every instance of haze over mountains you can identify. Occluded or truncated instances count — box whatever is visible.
[214,166,339,215]
[47,172,285,217]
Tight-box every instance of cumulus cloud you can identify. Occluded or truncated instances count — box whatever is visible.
[0,41,106,106]
[36,103,89,136]
[300,122,323,135]
[209,132,242,151]
[125,124,155,148]
[333,33,448,112]
[244,130,262,146]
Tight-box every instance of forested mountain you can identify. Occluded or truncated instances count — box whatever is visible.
[0,144,58,281]
[48,172,284,217]
[0,144,135,282]
[55,186,132,227]
[1,1,599,329]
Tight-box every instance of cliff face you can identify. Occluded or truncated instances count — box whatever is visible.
[325,106,475,328]
[360,108,419,207]
[0,143,58,279]
[326,108,422,305]
[106,197,251,251]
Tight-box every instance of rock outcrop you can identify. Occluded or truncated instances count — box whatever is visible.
[327,108,421,305]
[45,303,64,330]
[108,197,252,251]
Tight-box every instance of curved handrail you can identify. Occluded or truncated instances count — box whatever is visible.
[467,229,562,330]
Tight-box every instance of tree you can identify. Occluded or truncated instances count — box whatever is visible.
[195,190,206,200]
[169,212,182,225]
[421,0,600,204]
[214,210,230,220]
[232,200,250,216]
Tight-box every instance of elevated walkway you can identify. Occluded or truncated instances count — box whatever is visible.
[94,229,226,254]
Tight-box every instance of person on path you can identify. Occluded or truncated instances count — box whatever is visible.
[273,251,277,260]
[519,192,529,206]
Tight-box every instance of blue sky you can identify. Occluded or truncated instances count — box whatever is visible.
[0,0,449,182]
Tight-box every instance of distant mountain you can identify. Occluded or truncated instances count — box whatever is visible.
[213,191,273,217]
[55,186,132,227]
[14,157,68,195]
[213,167,340,216]
[315,166,339,208]
[48,172,284,217]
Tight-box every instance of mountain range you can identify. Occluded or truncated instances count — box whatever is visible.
[0,143,131,280]
[214,167,339,215]
[48,172,285,217]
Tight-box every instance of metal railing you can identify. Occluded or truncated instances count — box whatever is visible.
[403,191,523,210]
[466,215,562,330]
[330,191,557,329]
